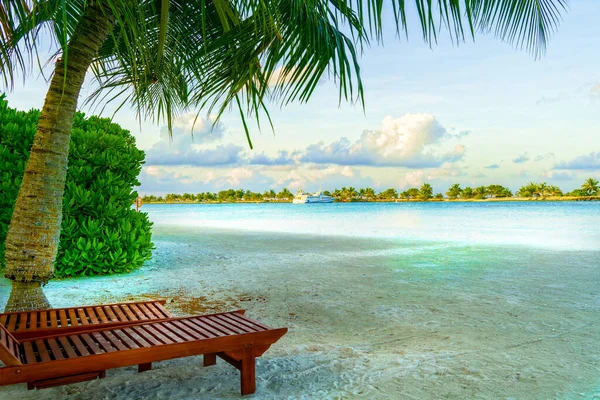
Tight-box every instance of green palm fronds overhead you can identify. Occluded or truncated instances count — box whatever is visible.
[1,0,568,147]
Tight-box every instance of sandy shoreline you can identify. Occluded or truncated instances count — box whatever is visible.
[0,227,599,399]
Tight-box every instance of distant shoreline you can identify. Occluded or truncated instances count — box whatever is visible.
[141,196,600,205]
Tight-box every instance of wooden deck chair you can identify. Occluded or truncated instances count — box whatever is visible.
[0,300,173,340]
[0,310,287,395]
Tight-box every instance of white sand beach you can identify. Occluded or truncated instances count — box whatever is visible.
[1,222,599,399]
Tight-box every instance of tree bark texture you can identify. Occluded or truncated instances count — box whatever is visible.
[3,4,114,312]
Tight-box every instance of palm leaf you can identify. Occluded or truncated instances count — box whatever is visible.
[1,0,570,147]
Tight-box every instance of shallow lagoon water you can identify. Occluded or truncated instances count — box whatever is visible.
[0,202,599,399]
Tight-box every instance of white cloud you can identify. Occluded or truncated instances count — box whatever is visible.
[540,170,577,181]
[340,166,354,178]
[554,152,600,170]
[275,165,373,191]
[172,113,222,140]
[248,150,298,166]
[513,153,530,164]
[227,168,254,185]
[301,113,465,167]
[143,116,247,166]
[398,171,425,188]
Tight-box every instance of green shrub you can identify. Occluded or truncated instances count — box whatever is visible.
[0,96,153,277]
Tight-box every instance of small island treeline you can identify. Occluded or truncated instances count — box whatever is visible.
[141,178,599,203]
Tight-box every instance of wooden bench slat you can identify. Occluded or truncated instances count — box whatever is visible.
[182,319,218,338]
[154,324,186,343]
[6,315,17,332]
[151,302,173,318]
[58,337,78,358]
[162,322,195,341]
[49,311,58,328]
[197,317,235,336]
[119,305,137,322]
[58,310,69,328]
[29,312,38,331]
[86,308,99,324]
[69,335,91,356]
[131,326,163,346]
[121,327,151,348]
[39,311,48,329]
[112,329,140,349]
[219,314,260,333]
[94,307,109,323]
[129,304,147,320]
[0,314,7,326]
[103,331,129,351]
[34,339,51,362]
[6,336,15,353]
[157,322,194,342]
[144,303,163,319]
[17,313,28,332]
[68,309,78,327]
[92,332,117,353]
[111,305,129,322]
[23,341,37,364]
[80,333,103,354]
[77,309,89,325]
[169,320,206,340]
[102,306,118,322]
[136,303,154,319]
[231,313,271,330]
[208,315,248,334]
[143,325,175,345]
[46,338,64,360]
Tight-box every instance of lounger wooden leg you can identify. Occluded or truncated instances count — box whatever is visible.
[138,363,152,373]
[240,347,256,395]
[204,353,217,366]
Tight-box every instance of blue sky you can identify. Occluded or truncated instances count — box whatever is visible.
[6,1,600,195]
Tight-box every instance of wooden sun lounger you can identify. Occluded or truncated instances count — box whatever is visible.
[0,310,287,395]
[0,300,173,340]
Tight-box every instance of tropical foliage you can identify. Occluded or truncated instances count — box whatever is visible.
[146,179,600,203]
[0,97,153,277]
[581,178,599,196]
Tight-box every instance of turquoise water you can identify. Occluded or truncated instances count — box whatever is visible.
[1,201,599,399]
[147,201,600,251]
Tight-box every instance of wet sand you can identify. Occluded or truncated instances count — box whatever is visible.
[0,227,598,399]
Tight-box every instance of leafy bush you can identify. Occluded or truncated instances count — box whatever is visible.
[0,96,153,277]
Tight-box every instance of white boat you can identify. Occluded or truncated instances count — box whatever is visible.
[292,190,333,204]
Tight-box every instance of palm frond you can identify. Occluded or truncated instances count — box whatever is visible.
[1,0,570,148]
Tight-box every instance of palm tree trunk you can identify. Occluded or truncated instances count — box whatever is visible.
[3,4,114,312]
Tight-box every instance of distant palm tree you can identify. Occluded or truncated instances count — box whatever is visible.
[582,178,599,196]
[461,187,474,199]
[474,186,488,198]
[547,185,563,196]
[446,183,462,199]
[363,188,376,201]
[420,183,433,200]
[536,182,549,197]
[517,182,539,198]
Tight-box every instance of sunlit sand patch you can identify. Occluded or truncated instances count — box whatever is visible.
[94,288,271,316]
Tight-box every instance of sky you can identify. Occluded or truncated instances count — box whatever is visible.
[5,1,600,196]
